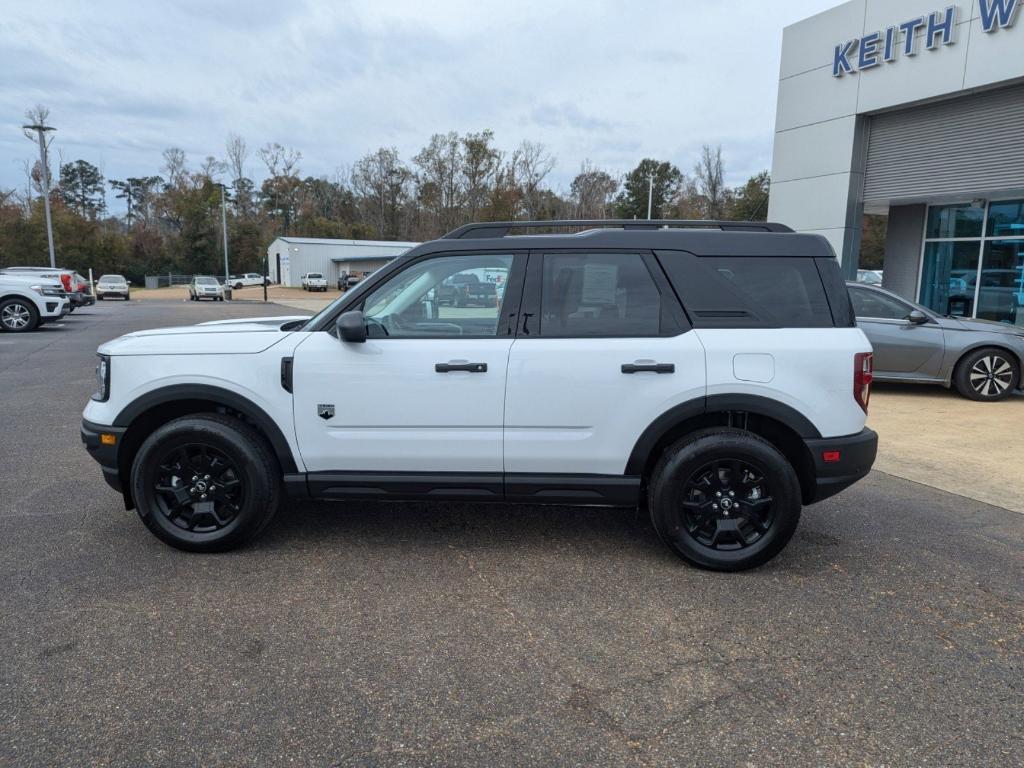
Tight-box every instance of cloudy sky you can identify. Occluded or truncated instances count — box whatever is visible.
[2,0,838,202]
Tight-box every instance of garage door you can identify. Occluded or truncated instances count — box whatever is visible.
[863,82,1024,204]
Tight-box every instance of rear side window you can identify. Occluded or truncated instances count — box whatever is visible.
[658,252,835,329]
[540,252,661,337]
[701,258,832,328]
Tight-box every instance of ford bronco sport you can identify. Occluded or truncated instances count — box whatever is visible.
[82,220,877,571]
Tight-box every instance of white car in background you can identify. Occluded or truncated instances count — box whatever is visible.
[229,273,268,289]
[0,274,69,332]
[188,276,225,302]
[96,274,131,300]
[301,273,328,292]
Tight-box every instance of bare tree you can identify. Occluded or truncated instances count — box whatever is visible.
[570,160,619,219]
[200,155,226,180]
[413,132,464,236]
[257,142,301,178]
[514,140,555,219]
[461,130,500,222]
[225,133,248,183]
[351,147,412,239]
[161,148,188,187]
[695,144,727,219]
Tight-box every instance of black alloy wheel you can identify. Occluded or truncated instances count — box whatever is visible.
[680,459,774,550]
[152,443,244,534]
[649,429,802,571]
[131,414,281,551]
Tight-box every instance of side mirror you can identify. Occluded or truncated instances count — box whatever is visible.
[907,310,929,325]
[336,310,367,343]
[126,280,132,285]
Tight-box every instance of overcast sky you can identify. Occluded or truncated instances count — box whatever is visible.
[2,0,839,202]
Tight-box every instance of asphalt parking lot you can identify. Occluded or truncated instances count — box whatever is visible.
[1,301,1022,767]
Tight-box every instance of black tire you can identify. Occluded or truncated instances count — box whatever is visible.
[131,414,282,552]
[0,297,40,332]
[234,283,243,290]
[124,293,130,301]
[648,429,802,572]
[953,347,1020,401]
[97,295,104,301]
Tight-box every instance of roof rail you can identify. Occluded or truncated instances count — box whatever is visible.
[442,219,793,239]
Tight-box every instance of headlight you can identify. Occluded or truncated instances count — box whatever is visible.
[92,355,110,402]
[30,284,65,297]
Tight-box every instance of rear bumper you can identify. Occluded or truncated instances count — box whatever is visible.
[803,427,878,504]
[81,419,127,494]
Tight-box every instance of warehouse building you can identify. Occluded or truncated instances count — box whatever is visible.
[266,237,418,288]
[770,0,1024,325]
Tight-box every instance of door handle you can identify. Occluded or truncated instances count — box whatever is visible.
[436,362,488,373]
[621,363,675,374]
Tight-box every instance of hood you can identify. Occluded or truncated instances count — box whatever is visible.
[98,319,305,356]
[198,315,308,328]
[0,275,63,289]
[937,315,1024,336]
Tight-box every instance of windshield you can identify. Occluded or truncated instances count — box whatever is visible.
[196,277,219,285]
[100,275,125,282]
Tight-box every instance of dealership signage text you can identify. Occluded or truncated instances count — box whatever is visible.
[832,0,1019,77]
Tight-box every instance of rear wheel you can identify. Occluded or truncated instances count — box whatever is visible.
[0,298,40,332]
[954,347,1020,401]
[131,414,281,552]
[648,429,802,571]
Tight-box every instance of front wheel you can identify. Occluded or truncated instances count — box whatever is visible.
[0,298,40,332]
[131,414,282,552]
[648,429,802,571]
[954,347,1020,401]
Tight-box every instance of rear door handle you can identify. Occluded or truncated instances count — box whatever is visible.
[621,363,675,374]
[436,362,488,373]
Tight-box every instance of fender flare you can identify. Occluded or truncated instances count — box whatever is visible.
[625,394,821,476]
[113,383,298,473]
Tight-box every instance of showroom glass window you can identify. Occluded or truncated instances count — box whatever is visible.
[919,200,1024,325]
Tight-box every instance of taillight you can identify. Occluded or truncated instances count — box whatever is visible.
[854,352,873,413]
[60,274,72,291]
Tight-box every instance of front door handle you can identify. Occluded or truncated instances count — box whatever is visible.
[621,362,675,374]
[436,362,488,373]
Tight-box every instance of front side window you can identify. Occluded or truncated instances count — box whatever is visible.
[849,287,913,320]
[539,252,661,337]
[361,253,513,338]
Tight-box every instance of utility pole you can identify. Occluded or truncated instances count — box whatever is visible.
[646,173,654,220]
[23,122,57,268]
[218,183,230,289]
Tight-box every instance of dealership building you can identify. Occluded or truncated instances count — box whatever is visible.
[267,237,417,288]
[770,0,1024,325]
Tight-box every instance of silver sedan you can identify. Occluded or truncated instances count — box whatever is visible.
[848,283,1024,402]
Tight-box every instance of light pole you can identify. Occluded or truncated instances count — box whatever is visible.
[646,173,654,220]
[218,183,230,289]
[23,123,57,268]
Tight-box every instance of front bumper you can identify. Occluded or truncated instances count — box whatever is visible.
[81,419,128,494]
[803,427,878,504]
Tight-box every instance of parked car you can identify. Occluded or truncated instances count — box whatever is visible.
[856,269,883,285]
[0,266,92,311]
[188,276,225,301]
[0,273,69,332]
[82,219,877,571]
[435,273,498,307]
[301,273,328,292]
[229,273,268,289]
[96,274,131,301]
[848,282,1024,401]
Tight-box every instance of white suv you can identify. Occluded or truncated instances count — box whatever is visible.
[0,274,69,332]
[301,273,328,291]
[81,221,878,571]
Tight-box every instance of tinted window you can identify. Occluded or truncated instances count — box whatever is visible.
[927,204,984,239]
[361,253,513,338]
[985,199,1024,237]
[539,253,661,337]
[700,257,833,328]
[849,287,912,320]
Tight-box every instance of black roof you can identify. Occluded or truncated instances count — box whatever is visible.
[398,220,835,259]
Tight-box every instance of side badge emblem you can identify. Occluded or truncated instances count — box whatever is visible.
[318,404,335,420]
